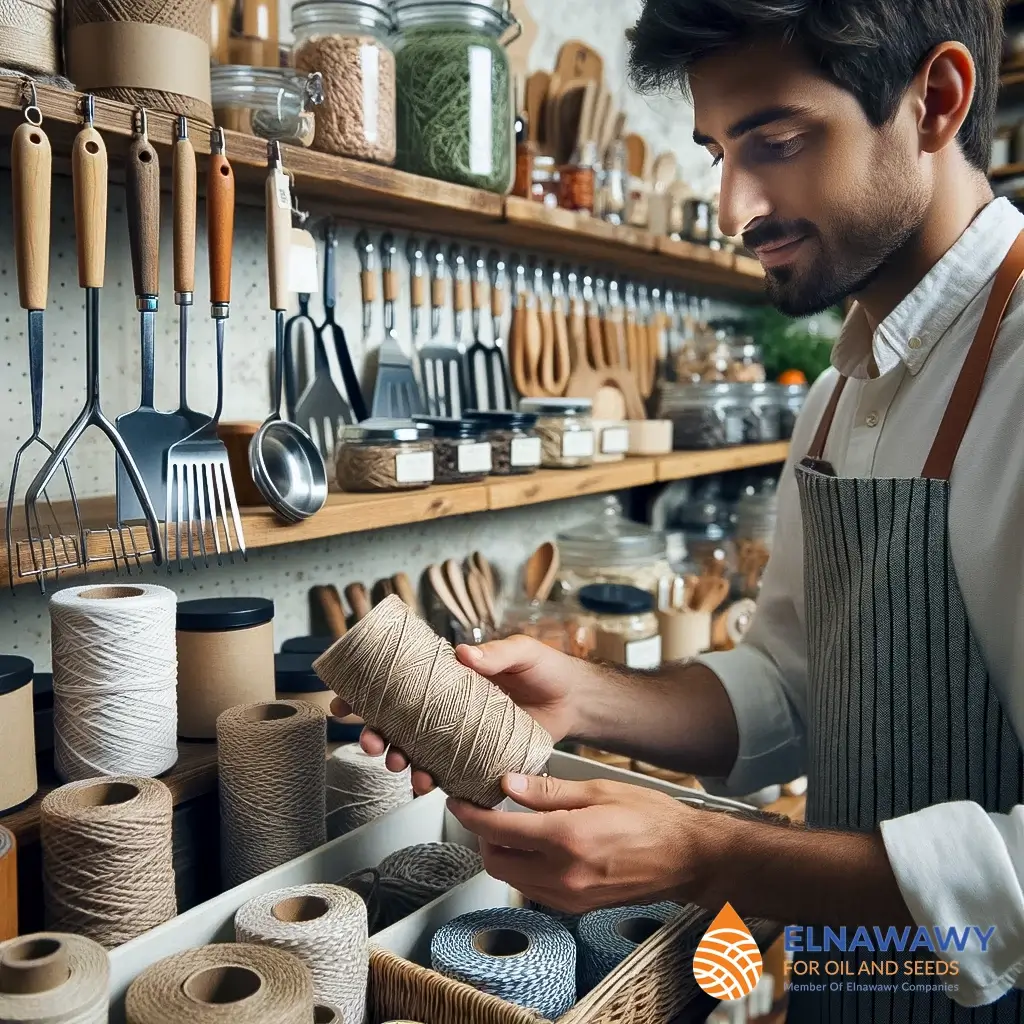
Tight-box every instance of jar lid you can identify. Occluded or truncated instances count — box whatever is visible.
[292,0,395,29]
[519,397,593,415]
[341,419,434,443]
[558,495,667,567]
[465,410,538,430]
[275,653,330,693]
[393,0,517,34]
[281,635,335,655]
[176,597,275,632]
[781,383,809,396]
[578,583,654,616]
[0,655,33,697]
[416,416,487,439]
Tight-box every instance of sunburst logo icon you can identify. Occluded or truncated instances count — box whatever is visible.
[693,902,764,1001]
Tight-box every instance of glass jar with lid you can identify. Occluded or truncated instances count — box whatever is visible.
[577,584,661,670]
[465,410,541,475]
[726,337,766,383]
[336,419,434,492]
[417,417,493,483]
[655,382,747,450]
[670,482,737,580]
[557,496,672,597]
[519,397,594,469]
[292,0,397,164]
[392,0,519,193]
[734,478,779,598]
[737,382,782,443]
[212,66,324,144]
[779,382,809,439]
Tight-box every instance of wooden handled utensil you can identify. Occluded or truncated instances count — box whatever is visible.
[603,279,626,368]
[534,263,556,396]
[585,275,606,369]
[313,584,348,638]
[548,265,572,395]
[345,582,371,621]
[391,571,419,613]
[525,70,550,148]
[566,269,588,371]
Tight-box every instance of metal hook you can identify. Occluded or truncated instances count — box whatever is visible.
[134,107,148,140]
[20,77,41,126]
[211,126,226,155]
[175,115,188,141]
[81,93,95,126]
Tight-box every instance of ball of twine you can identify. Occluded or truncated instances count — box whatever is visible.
[0,0,60,77]
[326,744,413,841]
[576,902,680,994]
[375,843,483,929]
[217,700,327,890]
[313,595,553,807]
[235,883,367,1024]
[40,776,176,949]
[125,943,312,1024]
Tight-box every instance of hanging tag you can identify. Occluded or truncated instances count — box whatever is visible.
[289,226,319,294]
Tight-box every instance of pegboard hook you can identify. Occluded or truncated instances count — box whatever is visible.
[20,77,41,126]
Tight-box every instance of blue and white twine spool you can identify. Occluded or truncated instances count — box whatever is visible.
[576,902,681,993]
[431,907,576,1018]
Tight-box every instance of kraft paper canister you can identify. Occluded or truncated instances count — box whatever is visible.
[0,656,37,813]
[176,598,275,740]
[275,653,362,743]
[658,609,712,662]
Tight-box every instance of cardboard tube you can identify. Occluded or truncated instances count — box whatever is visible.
[658,609,712,662]
[0,660,37,813]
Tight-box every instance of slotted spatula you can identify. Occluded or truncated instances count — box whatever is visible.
[419,243,464,417]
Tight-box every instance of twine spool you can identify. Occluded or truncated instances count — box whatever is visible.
[431,907,576,1019]
[125,943,313,1024]
[313,596,553,807]
[375,843,483,929]
[50,585,178,783]
[235,883,368,1024]
[576,902,680,994]
[525,900,582,937]
[40,776,176,948]
[0,1,59,77]
[0,827,16,942]
[326,744,413,840]
[314,1004,343,1024]
[64,0,213,123]
[0,932,109,1024]
[217,700,327,889]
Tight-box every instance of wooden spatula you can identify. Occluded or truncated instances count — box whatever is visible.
[624,134,647,179]
[525,71,550,147]
[555,40,604,82]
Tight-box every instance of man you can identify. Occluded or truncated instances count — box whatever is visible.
[336,0,1024,1017]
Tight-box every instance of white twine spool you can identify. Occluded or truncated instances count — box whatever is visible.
[431,907,576,1018]
[50,585,177,782]
[235,883,367,1024]
[326,744,413,840]
[576,902,680,994]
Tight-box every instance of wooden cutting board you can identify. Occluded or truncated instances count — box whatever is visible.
[555,40,604,83]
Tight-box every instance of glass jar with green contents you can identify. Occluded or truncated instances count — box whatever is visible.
[392,0,519,193]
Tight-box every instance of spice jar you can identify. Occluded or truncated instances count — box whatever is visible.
[336,420,435,492]
[656,383,748,449]
[418,417,493,483]
[726,338,766,383]
[176,598,276,740]
[779,383,809,439]
[498,600,592,657]
[465,410,541,475]
[0,656,36,813]
[293,0,397,164]
[737,383,782,443]
[392,0,518,193]
[519,397,595,469]
[577,584,661,669]
[532,156,561,207]
[734,480,779,598]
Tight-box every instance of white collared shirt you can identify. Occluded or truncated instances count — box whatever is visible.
[699,197,1024,1006]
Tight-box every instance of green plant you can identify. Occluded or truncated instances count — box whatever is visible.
[741,306,840,382]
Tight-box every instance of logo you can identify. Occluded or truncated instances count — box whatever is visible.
[694,903,764,1001]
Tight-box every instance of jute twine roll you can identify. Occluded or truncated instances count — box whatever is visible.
[125,943,313,1024]
[217,700,327,889]
[0,1,58,76]
[235,883,368,1024]
[314,1003,343,1024]
[0,931,109,1024]
[313,595,553,807]
[576,902,680,994]
[40,776,176,949]
[375,843,483,929]
[326,743,413,841]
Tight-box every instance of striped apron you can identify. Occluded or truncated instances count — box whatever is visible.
[786,232,1024,1023]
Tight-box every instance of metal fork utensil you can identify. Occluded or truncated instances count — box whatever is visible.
[418,242,464,418]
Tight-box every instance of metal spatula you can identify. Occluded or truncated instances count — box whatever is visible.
[419,242,465,417]
[370,232,424,419]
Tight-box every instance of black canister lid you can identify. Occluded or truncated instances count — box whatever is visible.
[176,597,275,632]
[281,636,335,655]
[275,653,330,693]
[578,583,654,616]
[0,655,33,696]
[465,409,538,430]
[415,416,488,439]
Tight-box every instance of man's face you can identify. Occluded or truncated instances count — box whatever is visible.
[690,39,931,315]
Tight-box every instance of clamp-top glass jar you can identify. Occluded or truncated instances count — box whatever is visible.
[292,0,397,164]
[392,0,519,193]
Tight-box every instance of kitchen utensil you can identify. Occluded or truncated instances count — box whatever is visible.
[250,141,328,523]
[371,577,395,604]
[624,133,647,180]
[420,243,463,418]
[448,244,472,417]
[525,70,549,148]
[165,124,247,569]
[471,551,497,598]
[546,265,572,395]
[407,235,427,388]
[524,541,559,603]
[623,282,640,380]
[583,274,605,369]
[427,562,475,638]
[603,279,626,367]
[565,269,587,371]
[534,263,557,395]
[470,567,497,627]
[596,94,618,160]
[391,571,419,612]
[555,39,604,83]
[345,582,371,621]
[466,247,490,409]
[692,575,730,614]
[444,557,478,629]
[591,385,627,422]
[315,584,348,638]
[466,569,492,630]
[487,251,514,410]
[510,257,540,399]
[371,232,424,418]
[283,293,313,421]
[554,80,587,166]
[543,71,562,158]
[117,109,190,525]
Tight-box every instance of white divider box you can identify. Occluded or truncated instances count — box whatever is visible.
[107,751,750,1020]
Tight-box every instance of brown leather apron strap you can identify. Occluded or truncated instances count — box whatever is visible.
[804,376,848,460]
[923,229,1024,480]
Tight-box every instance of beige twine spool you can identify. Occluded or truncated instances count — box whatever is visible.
[40,777,176,949]
[217,700,327,889]
[0,1,59,76]
[125,943,312,1024]
[314,595,553,807]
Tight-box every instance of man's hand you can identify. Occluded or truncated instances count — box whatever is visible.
[330,634,587,795]
[446,774,711,914]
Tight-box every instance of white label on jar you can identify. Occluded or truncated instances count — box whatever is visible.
[600,426,630,454]
[468,45,494,177]
[562,429,595,458]
[361,43,380,144]
[394,451,434,484]
[457,442,492,475]
[625,634,662,670]
[725,414,745,445]
[511,436,542,467]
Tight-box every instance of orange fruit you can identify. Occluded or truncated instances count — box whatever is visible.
[778,369,807,385]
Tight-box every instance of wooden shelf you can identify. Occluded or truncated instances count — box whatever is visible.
[0,445,788,587]
[0,81,763,297]
[990,162,1024,182]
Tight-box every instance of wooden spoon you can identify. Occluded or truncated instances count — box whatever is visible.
[524,541,560,603]
[624,134,647,179]
[467,569,493,630]
[344,583,371,622]
[470,551,497,600]
[445,558,479,627]
[427,563,473,634]
[372,578,395,605]
[525,70,550,147]
[312,585,348,638]
[391,572,419,614]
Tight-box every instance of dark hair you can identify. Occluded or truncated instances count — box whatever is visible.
[627,0,1004,171]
